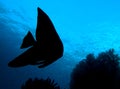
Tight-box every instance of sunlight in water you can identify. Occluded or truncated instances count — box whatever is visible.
[0,0,120,89]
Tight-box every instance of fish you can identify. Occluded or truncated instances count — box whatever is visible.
[8,7,64,68]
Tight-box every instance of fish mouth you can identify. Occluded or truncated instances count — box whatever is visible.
[8,59,29,67]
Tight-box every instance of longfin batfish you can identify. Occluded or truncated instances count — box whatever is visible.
[8,7,64,68]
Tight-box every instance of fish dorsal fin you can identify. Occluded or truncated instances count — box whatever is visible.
[20,31,36,49]
[36,7,61,43]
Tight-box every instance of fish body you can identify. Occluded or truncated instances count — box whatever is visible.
[8,7,63,68]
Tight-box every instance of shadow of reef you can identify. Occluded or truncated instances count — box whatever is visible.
[21,77,60,89]
[70,49,120,89]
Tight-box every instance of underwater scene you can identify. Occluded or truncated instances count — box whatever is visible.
[1,0,120,89]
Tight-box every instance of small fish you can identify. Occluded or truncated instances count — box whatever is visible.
[8,7,64,68]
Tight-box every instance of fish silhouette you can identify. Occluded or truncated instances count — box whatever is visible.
[8,7,64,68]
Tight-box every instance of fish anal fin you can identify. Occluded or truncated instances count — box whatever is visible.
[20,31,36,49]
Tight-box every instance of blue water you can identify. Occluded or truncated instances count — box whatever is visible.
[1,0,120,89]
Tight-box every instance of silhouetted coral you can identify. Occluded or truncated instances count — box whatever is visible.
[21,77,60,89]
[70,49,120,89]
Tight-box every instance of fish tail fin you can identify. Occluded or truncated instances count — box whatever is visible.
[20,31,36,49]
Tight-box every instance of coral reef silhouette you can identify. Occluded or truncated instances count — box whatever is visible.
[21,78,60,89]
[70,49,120,89]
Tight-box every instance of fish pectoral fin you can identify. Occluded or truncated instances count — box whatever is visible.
[30,60,46,65]
[20,31,36,49]
[38,60,54,68]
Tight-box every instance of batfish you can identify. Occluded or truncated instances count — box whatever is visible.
[8,7,64,68]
